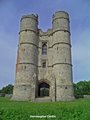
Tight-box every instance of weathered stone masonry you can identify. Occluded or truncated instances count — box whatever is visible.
[12,11,74,101]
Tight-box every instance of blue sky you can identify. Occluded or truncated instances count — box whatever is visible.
[0,0,90,88]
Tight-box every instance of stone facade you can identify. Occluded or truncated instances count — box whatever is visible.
[12,11,74,101]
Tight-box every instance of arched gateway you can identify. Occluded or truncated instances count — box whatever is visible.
[38,82,50,97]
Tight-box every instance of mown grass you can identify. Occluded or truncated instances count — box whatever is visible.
[0,97,90,120]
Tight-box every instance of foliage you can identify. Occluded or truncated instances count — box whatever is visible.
[73,81,90,98]
[0,84,13,94]
[40,88,49,97]
[0,97,90,120]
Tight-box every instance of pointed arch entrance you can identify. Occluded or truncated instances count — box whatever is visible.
[38,82,50,97]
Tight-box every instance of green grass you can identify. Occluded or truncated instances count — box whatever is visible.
[0,97,90,120]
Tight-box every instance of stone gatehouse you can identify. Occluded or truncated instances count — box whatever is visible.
[12,11,74,102]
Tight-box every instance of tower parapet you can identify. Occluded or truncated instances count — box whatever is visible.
[52,11,70,33]
[20,14,38,33]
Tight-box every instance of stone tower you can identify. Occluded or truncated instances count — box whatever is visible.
[12,11,74,101]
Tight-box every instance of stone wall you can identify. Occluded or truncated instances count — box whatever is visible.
[12,11,74,102]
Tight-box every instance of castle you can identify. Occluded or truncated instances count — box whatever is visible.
[12,11,74,102]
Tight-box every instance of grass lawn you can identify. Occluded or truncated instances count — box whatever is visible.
[0,97,90,120]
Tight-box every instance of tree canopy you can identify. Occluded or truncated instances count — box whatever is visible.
[74,81,90,98]
[0,84,13,94]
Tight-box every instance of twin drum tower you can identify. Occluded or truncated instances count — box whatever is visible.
[12,11,74,102]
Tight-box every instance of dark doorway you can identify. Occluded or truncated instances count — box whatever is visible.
[38,82,50,97]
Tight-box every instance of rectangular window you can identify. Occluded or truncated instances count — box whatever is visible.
[42,59,46,68]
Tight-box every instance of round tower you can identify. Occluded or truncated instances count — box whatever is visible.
[12,14,38,101]
[52,11,74,101]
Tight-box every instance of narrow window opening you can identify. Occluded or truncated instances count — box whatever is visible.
[24,66,26,69]
[65,86,68,89]
[42,43,47,55]
[42,59,46,68]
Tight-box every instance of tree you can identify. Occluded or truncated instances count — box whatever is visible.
[0,84,13,94]
[73,81,90,98]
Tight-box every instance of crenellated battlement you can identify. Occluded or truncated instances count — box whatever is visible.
[38,29,53,36]
[21,14,38,21]
[52,11,69,21]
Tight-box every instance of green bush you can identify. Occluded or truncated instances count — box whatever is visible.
[73,81,90,98]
